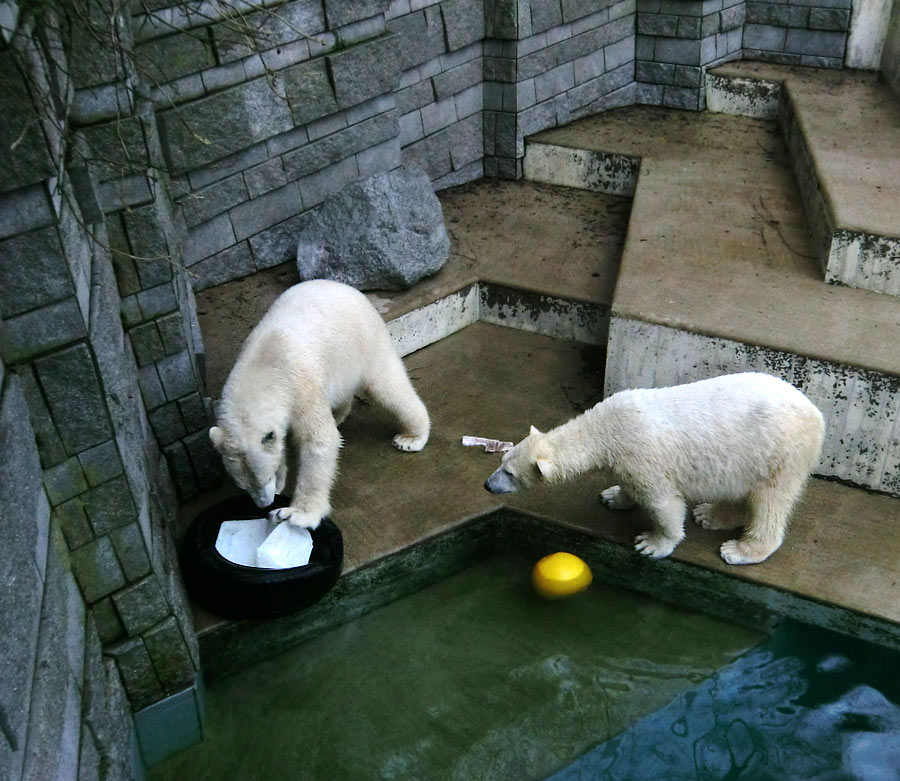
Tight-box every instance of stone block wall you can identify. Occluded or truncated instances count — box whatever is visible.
[483,0,637,178]
[636,0,745,110]
[1,13,202,774]
[743,0,851,67]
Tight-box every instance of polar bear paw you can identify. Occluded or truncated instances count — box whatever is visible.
[693,503,744,530]
[600,485,634,510]
[268,506,323,530]
[393,432,428,452]
[634,531,679,559]
[720,538,777,566]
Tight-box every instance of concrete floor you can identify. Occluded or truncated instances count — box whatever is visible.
[188,173,900,648]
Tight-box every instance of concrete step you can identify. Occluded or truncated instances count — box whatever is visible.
[524,106,900,497]
[707,61,900,297]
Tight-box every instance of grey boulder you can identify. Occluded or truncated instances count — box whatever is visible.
[296,167,450,291]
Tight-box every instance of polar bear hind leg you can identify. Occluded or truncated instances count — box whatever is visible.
[719,469,807,565]
[365,357,430,452]
[634,492,687,559]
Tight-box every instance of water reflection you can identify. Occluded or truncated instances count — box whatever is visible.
[552,622,900,780]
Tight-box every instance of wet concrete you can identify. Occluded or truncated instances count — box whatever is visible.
[531,105,900,376]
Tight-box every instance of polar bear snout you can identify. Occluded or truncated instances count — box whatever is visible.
[250,477,277,509]
[485,467,520,494]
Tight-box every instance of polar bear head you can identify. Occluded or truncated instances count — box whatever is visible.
[209,418,286,508]
[484,425,559,494]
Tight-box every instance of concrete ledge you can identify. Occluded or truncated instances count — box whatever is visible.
[707,61,900,296]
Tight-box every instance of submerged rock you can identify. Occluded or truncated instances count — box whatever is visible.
[296,166,450,291]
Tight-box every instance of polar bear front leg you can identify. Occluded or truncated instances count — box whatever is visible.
[269,423,341,530]
[634,493,687,559]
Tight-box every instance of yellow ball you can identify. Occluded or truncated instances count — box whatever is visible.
[532,552,592,599]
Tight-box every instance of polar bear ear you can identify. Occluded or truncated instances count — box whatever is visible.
[209,426,224,451]
[529,425,543,437]
[535,456,557,482]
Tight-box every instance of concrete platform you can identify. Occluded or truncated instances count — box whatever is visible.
[188,171,900,671]
[707,61,900,296]
[526,106,900,495]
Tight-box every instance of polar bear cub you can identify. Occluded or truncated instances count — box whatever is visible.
[209,279,430,529]
[485,373,824,565]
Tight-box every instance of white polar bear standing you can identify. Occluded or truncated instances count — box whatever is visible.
[209,279,430,529]
[485,372,824,565]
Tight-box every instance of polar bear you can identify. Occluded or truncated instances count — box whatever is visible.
[484,372,824,565]
[209,279,430,529]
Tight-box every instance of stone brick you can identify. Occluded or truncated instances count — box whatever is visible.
[421,97,458,135]
[638,12,678,35]
[178,393,210,433]
[79,117,149,185]
[215,0,326,63]
[35,343,114,455]
[109,523,152,582]
[677,15,702,37]
[323,0,390,27]
[182,213,237,266]
[2,298,88,364]
[159,78,294,171]
[248,213,307,270]
[184,429,224,491]
[157,350,200,400]
[107,637,164,710]
[230,181,303,241]
[244,158,288,199]
[809,8,850,31]
[0,185,54,241]
[442,0,486,49]
[741,23,786,51]
[121,295,143,329]
[70,536,127,603]
[297,156,360,209]
[281,58,339,127]
[387,8,447,70]
[637,60,676,83]
[785,28,846,57]
[148,402,187,445]
[663,84,702,109]
[357,137,403,177]
[112,576,170,637]
[746,2,809,27]
[83,476,138,536]
[18,367,67,468]
[535,62,576,103]
[563,0,615,21]
[143,616,197,692]
[0,225,75,318]
[137,283,178,320]
[653,37,702,64]
[396,80,436,115]
[77,440,124,488]
[674,64,703,87]
[606,34,636,69]
[328,34,400,109]
[44,457,89,506]
[91,598,125,645]
[157,312,187,355]
[129,321,166,367]
[179,173,248,228]
[433,58,483,101]
[135,31,215,86]
[137,365,167,411]
[187,145,270,191]
[55,498,94,550]
[122,205,174,288]
[719,3,745,29]
[0,54,55,193]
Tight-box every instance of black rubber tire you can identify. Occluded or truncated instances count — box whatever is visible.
[180,495,343,619]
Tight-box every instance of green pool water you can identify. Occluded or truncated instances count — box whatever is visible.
[150,553,761,780]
